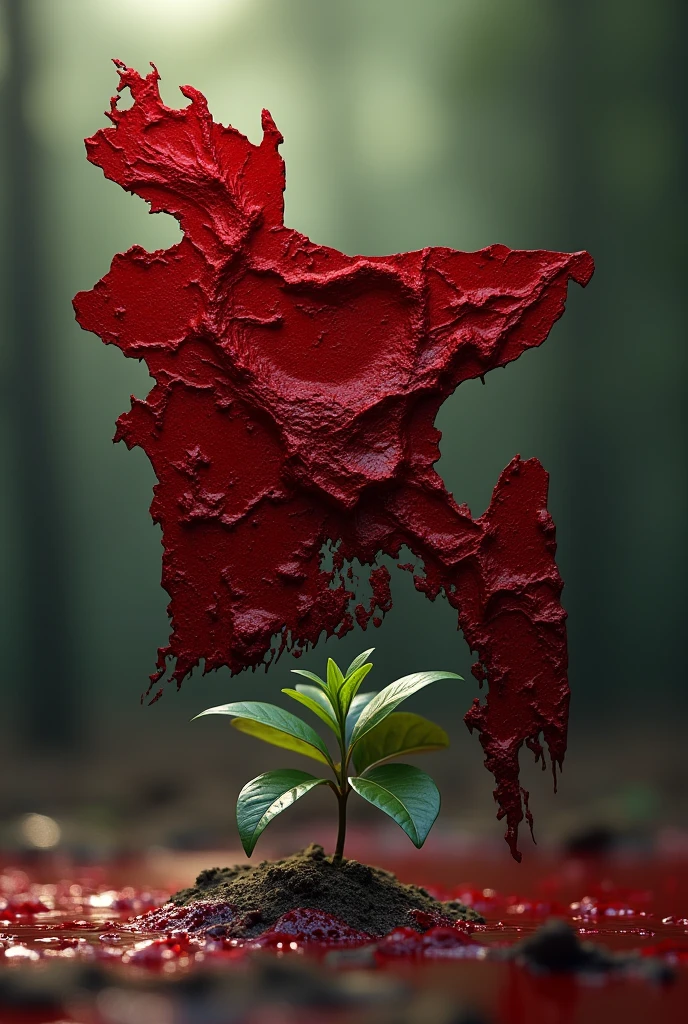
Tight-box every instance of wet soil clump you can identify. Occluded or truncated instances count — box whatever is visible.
[167,845,483,939]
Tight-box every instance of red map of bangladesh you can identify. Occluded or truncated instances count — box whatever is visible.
[74,62,594,858]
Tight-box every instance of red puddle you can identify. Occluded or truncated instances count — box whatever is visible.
[1,856,688,1023]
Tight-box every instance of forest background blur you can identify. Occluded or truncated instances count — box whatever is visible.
[1,0,685,860]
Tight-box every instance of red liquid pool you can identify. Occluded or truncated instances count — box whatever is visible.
[1,850,687,1023]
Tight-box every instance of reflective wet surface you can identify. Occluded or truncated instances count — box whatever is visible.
[1,852,687,1022]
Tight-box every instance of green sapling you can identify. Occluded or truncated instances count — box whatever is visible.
[194,649,462,864]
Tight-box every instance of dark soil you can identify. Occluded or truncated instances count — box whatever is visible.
[168,844,483,939]
[503,919,675,983]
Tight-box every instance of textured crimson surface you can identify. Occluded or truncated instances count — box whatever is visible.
[73,62,594,858]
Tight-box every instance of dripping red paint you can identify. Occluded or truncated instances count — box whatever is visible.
[73,62,594,857]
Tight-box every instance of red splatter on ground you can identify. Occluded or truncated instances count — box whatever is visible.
[376,924,481,960]
[250,907,372,949]
[128,898,239,935]
[1,856,688,1024]
[73,62,594,858]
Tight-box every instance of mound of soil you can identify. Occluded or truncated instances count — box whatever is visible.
[165,845,483,939]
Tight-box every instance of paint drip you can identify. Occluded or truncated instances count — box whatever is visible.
[73,62,594,858]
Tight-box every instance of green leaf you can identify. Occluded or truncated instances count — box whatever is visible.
[193,701,333,767]
[237,769,329,856]
[230,719,332,766]
[291,669,328,690]
[345,648,375,678]
[338,662,373,719]
[327,658,344,694]
[345,691,377,747]
[353,712,449,774]
[281,688,339,735]
[293,683,337,716]
[349,764,440,848]
[349,671,462,748]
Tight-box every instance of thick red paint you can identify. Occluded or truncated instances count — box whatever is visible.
[73,62,594,859]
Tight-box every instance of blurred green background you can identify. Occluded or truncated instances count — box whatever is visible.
[1,0,685,859]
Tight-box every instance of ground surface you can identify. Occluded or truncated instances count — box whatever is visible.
[1,847,687,1023]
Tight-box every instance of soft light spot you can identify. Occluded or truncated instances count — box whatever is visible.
[89,890,117,908]
[19,813,61,849]
[101,0,247,32]
[4,945,40,960]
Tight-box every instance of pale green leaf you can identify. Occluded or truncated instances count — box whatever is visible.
[282,688,339,735]
[327,658,344,694]
[350,671,462,748]
[193,701,333,767]
[291,669,328,690]
[338,662,373,719]
[228,720,329,770]
[353,712,449,774]
[231,719,332,766]
[237,769,329,856]
[345,691,377,747]
[345,648,375,678]
[294,683,337,716]
[348,764,440,848]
